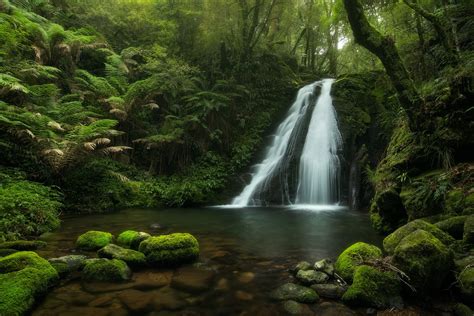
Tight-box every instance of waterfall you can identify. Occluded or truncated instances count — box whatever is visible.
[295,79,342,205]
[231,78,342,207]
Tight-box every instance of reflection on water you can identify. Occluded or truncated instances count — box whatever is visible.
[34,207,382,315]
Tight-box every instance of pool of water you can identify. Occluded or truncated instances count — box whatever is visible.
[34,206,383,315]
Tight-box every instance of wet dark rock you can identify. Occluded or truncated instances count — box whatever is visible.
[82,282,135,293]
[235,290,254,301]
[291,261,312,273]
[237,271,255,283]
[314,258,334,276]
[296,269,329,285]
[88,294,116,307]
[270,283,319,303]
[49,255,87,275]
[152,286,188,310]
[132,270,172,290]
[171,266,215,293]
[310,283,346,299]
[282,300,314,315]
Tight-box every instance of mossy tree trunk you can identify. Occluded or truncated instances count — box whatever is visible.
[342,0,422,130]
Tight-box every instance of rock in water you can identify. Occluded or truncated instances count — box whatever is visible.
[291,261,312,273]
[170,266,215,293]
[76,231,114,251]
[282,300,313,315]
[98,244,146,268]
[139,233,199,267]
[314,258,335,276]
[0,251,59,315]
[334,242,382,282]
[310,283,346,299]
[270,283,319,303]
[48,255,87,275]
[342,265,402,308]
[392,229,453,294]
[82,258,131,282]
[116,230,151,250]
[296,270,329,285]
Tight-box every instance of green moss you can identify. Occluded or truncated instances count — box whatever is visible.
[383,219,455,254]
[0,248,18,257]
[446,189,465,214]
[342,265,402,308]
[269,283,319,303]
[458,266,474,301]
[435,216,467,239]
[463,215,474,245]
[334,242,382,283]
[0,251,59,315]
[138,233,199,267]
[0,240,47,250]
[116,230,150,249]
[82,258,131,282]
[393,229,453,294]
[76,231,113,250]
[370,188,407,234]
[98,244,146,268]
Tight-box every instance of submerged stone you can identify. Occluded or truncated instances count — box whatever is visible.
[0,251,59,315]
[310,283,346,299]
[0,240,47,250]
[270,283,319,303]
[282,300,313,315]
[76,231,114,251]
[98,244,146,268]
[139,233,199,267]
[334,242,382,282]
[392,229,453,294]
[170,266,215,293]
[82,258,131,282]
[116,230,151,250]
[342,265,402,308]
[383,219,455,254]
[296,269,329,285]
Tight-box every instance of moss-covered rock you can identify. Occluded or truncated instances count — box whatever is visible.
[116,230,151,250]
[383,219,455,254]
[138,233,199,267]
[0,240,47,250]
[82,258,131,282]
[342,265,402,308]
[463,215,474,245]
[0,251,59,315]
[98,244,146,268]
[392,229,453,294]
[269,283,319,303]
[334,242,382,282]
[76,231,113,251]
[296,269,329,285]
[435,216,467,239]
[370,188,407,234]
[458,266,474,303]
[446,188,474,216]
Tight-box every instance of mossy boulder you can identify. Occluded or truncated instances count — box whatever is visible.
[392,229,453,294]
[117,230,151,250]
[435,216,467,239]
[334,242,382,282]
[82,258,131,282]
[463,215,474,245]
[383,219,455,254]
[458,266,474,302]
[0,251,59,315]
[76,231,113,251]
[296,270,329,285]
[98,244,146,268]
[269,283,319,303]
[446,188,474,215]
[342,265,402,308]
[0,240,47,250]
[138,233,199,267]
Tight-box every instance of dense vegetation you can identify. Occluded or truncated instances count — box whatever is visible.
[0,0,472,251]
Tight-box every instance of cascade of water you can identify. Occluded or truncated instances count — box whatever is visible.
[295,79,342,205]
[231,82,319,206]
[231,78,342,207]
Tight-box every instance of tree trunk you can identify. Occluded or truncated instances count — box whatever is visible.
[343,0,421,129]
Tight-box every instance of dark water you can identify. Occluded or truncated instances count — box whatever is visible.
[34,206,382,315]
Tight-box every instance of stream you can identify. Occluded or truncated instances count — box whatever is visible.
[33,206,382,315]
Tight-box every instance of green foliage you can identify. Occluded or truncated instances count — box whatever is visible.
[0,171,62,242]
